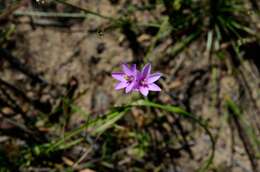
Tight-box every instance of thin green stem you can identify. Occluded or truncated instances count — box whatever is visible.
[130,99,215,172]
[54,0,120,22]
[144,17,169,63]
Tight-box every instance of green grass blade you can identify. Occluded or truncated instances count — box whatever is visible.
[131,99,215,172]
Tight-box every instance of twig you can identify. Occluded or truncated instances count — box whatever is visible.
[0,48,48,85]
[14,11,88,18]
[0,85,29,121]
[175,117,194,158]
[227,99,259,172]
[0,0,29,23]
[232,114,259,172]
[0,78,52,114]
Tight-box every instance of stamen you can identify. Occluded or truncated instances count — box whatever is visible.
[140,80,148,87]
[124,75,134,83]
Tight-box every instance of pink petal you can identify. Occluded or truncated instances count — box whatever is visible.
[122,64,133,75]
[115,82,127,90]
[125,81,135,93]
[130,64,136,72]
[136,70,142,80]
[112,72,125,81]
[141,63,151,78]
[148,83,161,91]
[139,86,149,96]
[148,72,161,83]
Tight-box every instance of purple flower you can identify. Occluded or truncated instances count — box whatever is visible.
[112,63,162,96]
[136,63,161,96]
[112,64,138,93]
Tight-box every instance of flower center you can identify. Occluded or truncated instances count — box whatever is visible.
[140,79,148,87]
[124,75,134,82]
